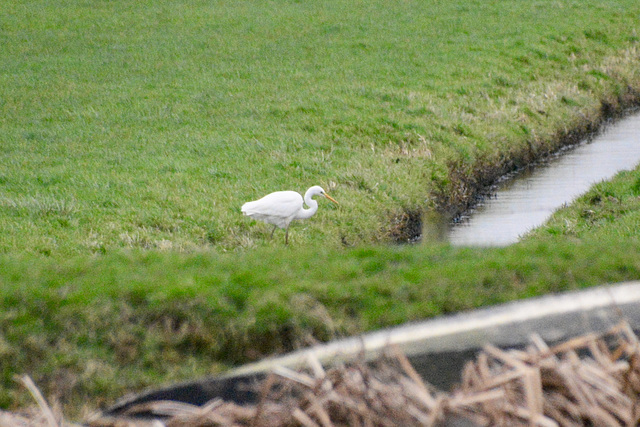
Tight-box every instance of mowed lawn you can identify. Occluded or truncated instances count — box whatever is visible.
[1,0,640,417]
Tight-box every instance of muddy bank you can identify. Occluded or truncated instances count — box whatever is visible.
[436,86,640,219]
[389,85,640,243]
[449,108,640,245]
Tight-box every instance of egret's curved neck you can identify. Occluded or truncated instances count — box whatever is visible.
[296,191,319,220]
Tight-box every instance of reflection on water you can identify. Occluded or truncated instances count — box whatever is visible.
[448,111,640,246]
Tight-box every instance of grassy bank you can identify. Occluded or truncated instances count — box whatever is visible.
[530,164,640,240]
[2,0,640,419]
[3,221,640,413]
[4,161,640,410]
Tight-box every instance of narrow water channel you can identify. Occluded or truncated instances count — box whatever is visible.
[448,111,640,246]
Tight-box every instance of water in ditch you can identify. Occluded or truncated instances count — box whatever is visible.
[447,111,640,246]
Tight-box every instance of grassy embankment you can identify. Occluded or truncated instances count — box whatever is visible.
[1,0,640,417]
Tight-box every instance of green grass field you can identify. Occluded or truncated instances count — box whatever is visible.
[2,0,640,417]
[2,0,639,252]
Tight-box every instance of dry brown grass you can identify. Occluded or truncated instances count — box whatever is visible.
[7,321,640,426]
[0,376,82,427]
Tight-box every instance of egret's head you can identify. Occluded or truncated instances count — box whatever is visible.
[317,186,338,205]
[307,186,338,204]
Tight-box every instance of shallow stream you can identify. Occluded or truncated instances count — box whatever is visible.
[447,110,640,246]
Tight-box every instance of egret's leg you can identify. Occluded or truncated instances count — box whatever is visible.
[270,225,277,238]
[285,226,289,245]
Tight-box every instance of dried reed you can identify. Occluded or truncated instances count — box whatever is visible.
[7,321,640,427]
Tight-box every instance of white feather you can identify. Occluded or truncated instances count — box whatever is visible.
[241,186,338,243]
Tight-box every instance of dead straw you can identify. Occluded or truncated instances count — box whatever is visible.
[9,321,640,426]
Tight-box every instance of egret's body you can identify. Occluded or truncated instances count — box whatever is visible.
[241,186,338,243]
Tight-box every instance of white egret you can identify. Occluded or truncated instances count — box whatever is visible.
[241,185,338,244]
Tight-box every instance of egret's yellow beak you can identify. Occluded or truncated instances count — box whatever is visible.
[324,193,339,205]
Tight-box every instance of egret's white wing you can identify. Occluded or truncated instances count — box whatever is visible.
[241,191,303,228]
